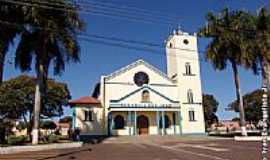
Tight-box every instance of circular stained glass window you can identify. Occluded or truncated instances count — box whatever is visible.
[134,72,149,86]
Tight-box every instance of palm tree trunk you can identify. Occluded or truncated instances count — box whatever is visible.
[231,61,247,136]
[28,111,33,141]
[0,51,5,85]
[31,63,45,144]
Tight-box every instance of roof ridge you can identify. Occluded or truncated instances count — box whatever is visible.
[105,59,173,82]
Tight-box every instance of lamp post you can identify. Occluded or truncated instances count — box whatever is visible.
[261,83,269,160]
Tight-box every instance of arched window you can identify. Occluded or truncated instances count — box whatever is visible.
[185,62,192,75]
[187,89,194,103]
[169,43,173,48]
[114,115,125,129]
[189,110,196,121]
[141,90,150,102]
[159,115,171,129]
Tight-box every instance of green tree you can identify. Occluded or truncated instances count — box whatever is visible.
[199,9,254,136]
[228,89,270,123]
[16,121,27,131]
[14,0,84,144]
[0,121,13,144]
[202,94,219,129]
[0,75,71,139]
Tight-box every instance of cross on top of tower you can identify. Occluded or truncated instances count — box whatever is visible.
[176,26,183,35]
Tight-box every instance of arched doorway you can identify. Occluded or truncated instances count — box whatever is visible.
[137,115,149,135]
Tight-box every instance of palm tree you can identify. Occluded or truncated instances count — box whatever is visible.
[15,0,84,144]
[251,7,270,90]
[0,2,23,84]
[199,9,254,136]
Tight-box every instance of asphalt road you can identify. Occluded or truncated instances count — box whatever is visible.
[0,136,269,160]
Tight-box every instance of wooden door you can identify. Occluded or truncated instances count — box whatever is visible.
[137,115,149,135]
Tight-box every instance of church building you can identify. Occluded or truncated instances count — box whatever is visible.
[69,29,206,136]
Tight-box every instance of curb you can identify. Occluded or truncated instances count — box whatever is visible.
[234,136,270,141]
[0,142,83,154]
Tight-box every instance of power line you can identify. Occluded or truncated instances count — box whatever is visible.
[16,0,181,22]
[0,20,204,62]
[82,32,161,47]
[78,0,181,19]
[79,38,203,62]
[2,0,261,34]
[0,0,177,26]
[0,19,199,52]
[75,0,181,22]
[22,0,181,23]
[83,32,203,54]
[2,1,265,64]
[1,1,267,51]
[79,36,161,53]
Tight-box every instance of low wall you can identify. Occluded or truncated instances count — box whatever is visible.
[0,142,83,154]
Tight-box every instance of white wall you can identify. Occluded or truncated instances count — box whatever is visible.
[103,61,179,134]
[75,106,104,135]
[75,30,206,136]
[166,30,206,134]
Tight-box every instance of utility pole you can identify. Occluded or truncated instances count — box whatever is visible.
[261,83,268,160]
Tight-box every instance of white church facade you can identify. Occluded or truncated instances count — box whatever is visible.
[69,29,206,136]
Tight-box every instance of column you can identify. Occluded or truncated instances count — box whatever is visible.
[156,111,160,135]
[134,111,137,135]
[178,111,182,135]
[109,112,114,136]
[161,111,165,136]
[72,107,76,129]
[173,112,176,135]
[128,111,131,135]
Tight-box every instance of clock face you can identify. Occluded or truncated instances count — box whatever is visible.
[134,72,149,86]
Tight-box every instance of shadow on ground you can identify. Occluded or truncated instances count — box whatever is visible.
[36,148,92,160]
[79,135,115,144]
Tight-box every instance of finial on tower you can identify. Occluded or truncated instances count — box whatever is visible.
[176,25,183,35]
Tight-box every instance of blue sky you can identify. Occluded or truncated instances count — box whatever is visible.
[3,0,268,120]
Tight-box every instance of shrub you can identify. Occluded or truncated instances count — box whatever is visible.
[48,134,60,143]
[54,129,60,135]
[7,135,27,145]
[40,121,57,130]
[16,121,27,131]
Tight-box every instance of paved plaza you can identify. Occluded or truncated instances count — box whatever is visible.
[0,136,268,160]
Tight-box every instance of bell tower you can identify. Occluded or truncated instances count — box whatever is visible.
[166,29,199,79]
[165,28,205,134]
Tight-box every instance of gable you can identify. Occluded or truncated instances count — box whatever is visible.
[105,59,174,85]
[110,86,179,105]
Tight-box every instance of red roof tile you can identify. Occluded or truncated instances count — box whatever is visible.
[69,96,101,106]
